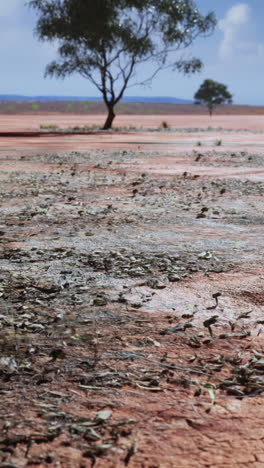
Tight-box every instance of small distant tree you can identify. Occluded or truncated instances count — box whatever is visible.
[194,79,233,116]
[29,0,216,129]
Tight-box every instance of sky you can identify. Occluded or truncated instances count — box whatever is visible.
[0,1,263,104]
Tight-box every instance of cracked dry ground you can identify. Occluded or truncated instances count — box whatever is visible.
[1,129,264,467]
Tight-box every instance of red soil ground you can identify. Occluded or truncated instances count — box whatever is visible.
[0,113,264,468]
[0,113,264,131]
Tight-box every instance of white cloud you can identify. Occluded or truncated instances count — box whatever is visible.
[219,3,251,59]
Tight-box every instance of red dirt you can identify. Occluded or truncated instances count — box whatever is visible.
[0,115,264,157]
[0,114,264,468]
[0,113,264,131]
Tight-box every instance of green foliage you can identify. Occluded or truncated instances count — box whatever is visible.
[31,103,40,111]
[29,0,216,128]
[194,79,233,116]
[66,102,74,111]
[82,102,89,111]
[7,104,16,112]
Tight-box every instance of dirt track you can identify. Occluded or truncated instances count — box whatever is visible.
[0,114,264,467]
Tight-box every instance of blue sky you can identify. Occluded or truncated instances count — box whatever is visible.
[1,1,263,104]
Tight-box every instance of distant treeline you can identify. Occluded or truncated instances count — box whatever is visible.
[0,101,263,115]
[0,95,192,104]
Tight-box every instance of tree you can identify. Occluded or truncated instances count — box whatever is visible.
[29,0,216,129]
[194,79,233,116]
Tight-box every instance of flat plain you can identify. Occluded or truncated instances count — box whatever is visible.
[0,110,264,467]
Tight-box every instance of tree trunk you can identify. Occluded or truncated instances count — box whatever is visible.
[102,105,116,130]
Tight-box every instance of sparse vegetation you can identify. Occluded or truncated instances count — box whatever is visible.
[66,102,74,111]
[82,102,89,111]
[215,139,222,146]
[40,124,59,130]
[1,100,264,119]
[39,124,141,133]
[7,104,16,112]
[31,103,40,111]
[161,120,170,129]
